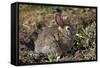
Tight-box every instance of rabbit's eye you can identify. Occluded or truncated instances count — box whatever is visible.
[65,26,70,31]
[67,27,70,30]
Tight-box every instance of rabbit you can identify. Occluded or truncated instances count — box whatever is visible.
[34,8,76,56]
[34,25,75,56]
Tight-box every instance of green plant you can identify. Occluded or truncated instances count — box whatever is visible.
[74,22,96,60]
[48,54,61,62]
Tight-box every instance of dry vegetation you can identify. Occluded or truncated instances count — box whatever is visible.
[18,4,96,64]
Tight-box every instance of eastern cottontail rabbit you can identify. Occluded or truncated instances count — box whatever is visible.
[34,25,75,56]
